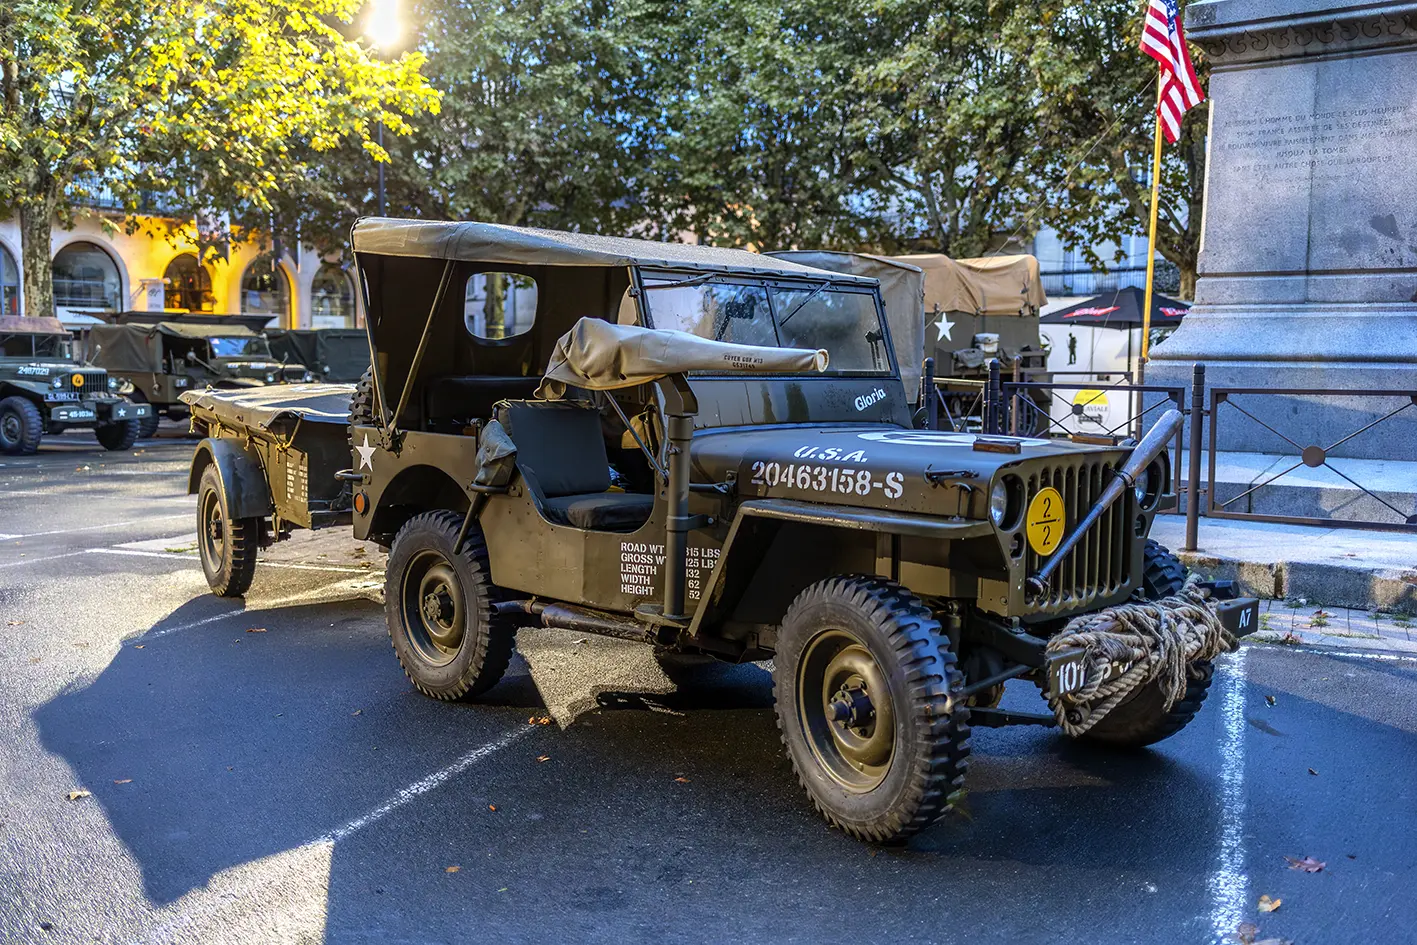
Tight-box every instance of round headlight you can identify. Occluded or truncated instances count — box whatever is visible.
[51,376,63,389]
[1133,472,1148,504]
[107,377,118,391]
[990,479,1009,526]
[1135,460,1163,510]
[264,372,277,383]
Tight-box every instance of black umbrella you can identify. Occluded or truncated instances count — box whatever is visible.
[1039,285,1188,328]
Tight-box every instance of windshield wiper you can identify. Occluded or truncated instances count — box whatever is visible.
[642,273,716,291]
[776,281,830,328]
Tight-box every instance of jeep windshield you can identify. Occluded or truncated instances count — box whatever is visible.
[1,332,72,359]
[209,337,273,358]
[640,274,893,376]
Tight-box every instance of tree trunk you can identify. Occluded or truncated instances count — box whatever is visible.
[1179,265,1196,301]
[18,182,57,319]
[483,272,506,340]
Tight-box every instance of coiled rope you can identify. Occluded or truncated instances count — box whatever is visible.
[1046,578,1237,737]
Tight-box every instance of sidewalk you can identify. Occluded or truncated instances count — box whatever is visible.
[1150,515,1417,616]
[1245,598,1417,655]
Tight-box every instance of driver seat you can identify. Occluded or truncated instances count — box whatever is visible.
[495,400,655,533]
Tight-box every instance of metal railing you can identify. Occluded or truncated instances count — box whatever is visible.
[1206,386,1417,533]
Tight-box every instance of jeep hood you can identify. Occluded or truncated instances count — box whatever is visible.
[691,424,1129,518]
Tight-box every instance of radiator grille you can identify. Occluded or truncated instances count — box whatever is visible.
[56,369,108,396]
[1023,456,1131,610]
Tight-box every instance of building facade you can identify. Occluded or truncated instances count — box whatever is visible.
[0,208,363,329]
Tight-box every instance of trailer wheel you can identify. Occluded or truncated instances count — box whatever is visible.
[0,396,43,455]
[95,420,139,451]
[1079,541,1214,748]
[773,576,970,842]
[197,464,259,597]
[385,510,516,701]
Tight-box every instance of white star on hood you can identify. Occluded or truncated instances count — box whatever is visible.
[356,434,376,470]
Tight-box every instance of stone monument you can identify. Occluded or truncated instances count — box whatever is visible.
[1148,0,1417,465]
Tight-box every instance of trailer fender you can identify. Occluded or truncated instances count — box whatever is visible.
[188,438,273,520]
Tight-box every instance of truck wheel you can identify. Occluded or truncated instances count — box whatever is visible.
[385,510,516,701]
[1080,541,1213,748]
[197,464,259,597]
[773,576,970,842]
[0,396,43,455]
[129,391,160,438]
[95,421,139,451]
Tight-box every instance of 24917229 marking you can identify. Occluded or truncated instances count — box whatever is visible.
[750,460,905,499]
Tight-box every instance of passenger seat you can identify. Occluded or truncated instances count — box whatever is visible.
[496,401,654,532]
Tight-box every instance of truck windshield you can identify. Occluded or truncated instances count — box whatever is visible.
[210,337,271,358]
[641,276,891,376]
[0,333,71,359]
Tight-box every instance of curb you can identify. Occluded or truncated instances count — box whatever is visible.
[1177,551,1417,616]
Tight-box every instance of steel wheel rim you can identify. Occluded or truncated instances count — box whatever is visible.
[199,488,225,568]
[797,629,895,792]
[401,550,466,667]
[0,412,19,445]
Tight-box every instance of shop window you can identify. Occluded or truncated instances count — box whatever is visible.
[241,254,290,322]
[53,241,121,311]
[0,244,18,317]
[311,264,356,327]
[163,253,214,312]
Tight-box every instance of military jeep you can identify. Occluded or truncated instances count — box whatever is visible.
[0,316,151,455]
[188,219,1256,841]
[89,312,313,436]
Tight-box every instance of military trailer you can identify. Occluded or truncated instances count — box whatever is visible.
[0,316,151,455]
[267,328,371,383]
[185,219,1257,842]
[90,313,313,436]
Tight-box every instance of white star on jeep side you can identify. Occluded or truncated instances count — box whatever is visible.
[356,434,376,470]
[934,313,954,342]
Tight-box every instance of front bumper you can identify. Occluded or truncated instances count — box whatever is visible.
[49,400,153,425]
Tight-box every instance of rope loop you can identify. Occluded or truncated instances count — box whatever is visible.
[1046,577,1237,736]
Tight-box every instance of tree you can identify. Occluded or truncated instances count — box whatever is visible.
[0,0,438,318]
[1012,0,1209,297]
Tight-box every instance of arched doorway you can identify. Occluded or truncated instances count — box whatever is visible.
[310,264,356,327]
[52,241,122,312]
[0,243,18,317]
[163,254,214,312]
[240,254,291,325]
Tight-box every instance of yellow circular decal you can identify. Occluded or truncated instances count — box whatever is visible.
[71,373,85,387]
[1026,487,1065,556]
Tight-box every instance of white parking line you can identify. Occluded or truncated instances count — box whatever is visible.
[1280,645,1417,663]
[133,580,385,642]
[0,513,190,541]
[92,546,374,575]
[1207,648,1249,943]
[319,726,532,843]
[0,550,88,571]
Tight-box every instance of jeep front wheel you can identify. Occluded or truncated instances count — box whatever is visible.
[0,396,43,455]
[197,464,259,597]
[385,511,516,701]
[773,576,970,842]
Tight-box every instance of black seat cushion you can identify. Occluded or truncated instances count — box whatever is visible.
[541,492,654,532]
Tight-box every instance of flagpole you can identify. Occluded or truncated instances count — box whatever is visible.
[1138,77,1165,384]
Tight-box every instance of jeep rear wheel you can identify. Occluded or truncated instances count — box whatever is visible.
[773,576,970,842]
[1080,540,1214,748]
[197,464,259,597]
[385,511,516,701]
[95,420,139,451]
[0,396,43,455]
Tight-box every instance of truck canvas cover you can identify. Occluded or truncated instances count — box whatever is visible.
[536,318,828,399]
[895,253,1046,317]
[267,329,370,382]
[89,322,263,372]
[0,316,69,336]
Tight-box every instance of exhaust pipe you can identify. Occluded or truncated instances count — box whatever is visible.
[1025,408,1182,600]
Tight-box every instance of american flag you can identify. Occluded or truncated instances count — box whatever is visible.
[1142,0,1205,142]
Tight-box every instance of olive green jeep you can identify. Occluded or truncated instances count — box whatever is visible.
[189,219,1257,842]
[0,316,151,454]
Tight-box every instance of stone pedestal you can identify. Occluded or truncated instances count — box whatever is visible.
[1147,0,1417,461]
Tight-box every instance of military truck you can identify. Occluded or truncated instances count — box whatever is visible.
[0,316,152,454]
[184,219,1256,842]
[266,328,370,382]
[89,312,313,436]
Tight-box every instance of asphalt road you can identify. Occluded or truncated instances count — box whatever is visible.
[1,428,1415,945]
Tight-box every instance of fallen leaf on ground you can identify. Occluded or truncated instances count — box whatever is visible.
[445,866,460,873]
[674,777,690,783]
[28,657,40,664]
[488,804,497,811]
[536,755,550,763]
[1284,855,1325,873]
[112,779,132,785]
[66,790,91,801]
[351,709,362,716]
[6,620,23,626]
[1235,921,1259,944]
[246,627,267,633]
[527,715,551,725]
[134,645,144,649]
[1257,895,1281,913]
[1308,767,1318,776]
[1265,695,1276,706]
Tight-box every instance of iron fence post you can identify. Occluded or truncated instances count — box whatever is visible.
[922,357,937,431]
[1010,355,1021,435]
[986,359,1001,434]
[1184,363,1205,552]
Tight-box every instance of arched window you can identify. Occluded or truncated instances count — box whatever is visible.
[163,254,214,312]
[0,244,18,318]
[241,254,290,322]
[310,264,356,328]
[53,241,121,311]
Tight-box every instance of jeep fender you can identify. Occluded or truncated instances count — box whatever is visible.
[188,438,273,520]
